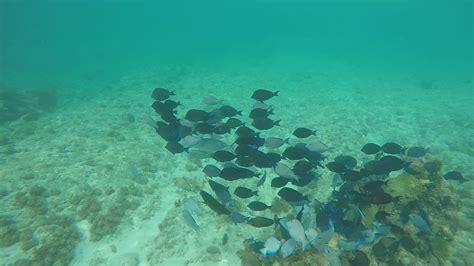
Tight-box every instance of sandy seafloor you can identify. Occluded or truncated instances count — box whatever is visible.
[1,59,473,265]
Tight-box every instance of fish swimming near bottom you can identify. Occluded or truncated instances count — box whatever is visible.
[287,219,309,251]
[410,214,432,234]
[280,238,297,258]
[247,217,274,228]
[229,212,251,224]
[200,190,231,215]
[260,236,281,257]
[181,209,200,232]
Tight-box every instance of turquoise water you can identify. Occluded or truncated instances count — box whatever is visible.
[1,1,473,265]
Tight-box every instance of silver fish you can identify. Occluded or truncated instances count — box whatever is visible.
[188,138,228,155]
[184,197,203,216]
[287,219,309,251]
[280,238,296,258]
[264,137,289,149]
[181,209,200,231]
[274,162,298,180]
[305,141,330,153]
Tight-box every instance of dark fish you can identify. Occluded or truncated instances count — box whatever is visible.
[252,118,280,130]
[406,147,429,158]
[250,150,275,168]
[361,160,387,175]
[162,99,180,109]
[219,167,244,181]
[251,89,279,102]
[368,191,399,204]
[152,88,175,101]
[247,201,271,211]
[234,144,257,157]
[213,123,231,135]
[235,136,265,147]
[234,186,258,199]
[326,161,347,173]
[424,161,440,175]
[225,118,244,128]
[219,167,255,181]
[364,180,386,193]
[208,180,232,204]
[443,171,469,183]
[381,142,404,154]
[340,170,362,181]
[390,224,407,236]
[200,190,231,215]
[203,164,221,177]
[278,187,306,202]
[361,143,381,155]
[194,122,215,134]
[185,109,210,122]
[282,146,308,160]
[235,126,257,138]
[379,155,404,172]
[212,150,236,162]
[218,105,242,117]
[152,101,177,114]
[334,155,357,169]
[375,211,392,222]
[155,122,180,142]
[271,176,289,188]
[266,152,282,165]
[292,128,317,138]
[247,216,274,227]
[159,111,179,123]
[238,167,258,179]
[292,160,314,175]
[165,141,186,154]
[235,155,254,167]
[249,108,272,119]
[304,150,324,164]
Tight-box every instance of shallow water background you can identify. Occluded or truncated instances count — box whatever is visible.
[1,0,473,265]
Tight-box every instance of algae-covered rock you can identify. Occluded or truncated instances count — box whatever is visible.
[238,248,262,266]
[385,173,427,204]
[362,204,379,226]
[271,197,291,214]
[0,88,57,124]
[32,215,80,265]
[0,215,19,247]
[430,237,451,261]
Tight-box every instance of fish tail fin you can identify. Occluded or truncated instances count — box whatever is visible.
[274,120,281,126]
[274,91,280,96]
